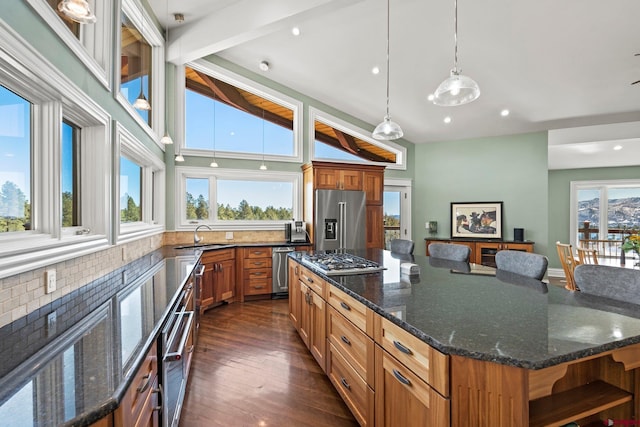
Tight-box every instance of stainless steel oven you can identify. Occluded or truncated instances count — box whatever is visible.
[159,275,195,427]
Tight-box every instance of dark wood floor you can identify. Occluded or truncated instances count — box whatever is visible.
[180,299,359,427]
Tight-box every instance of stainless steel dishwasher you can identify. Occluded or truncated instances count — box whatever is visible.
[272,247,294,298]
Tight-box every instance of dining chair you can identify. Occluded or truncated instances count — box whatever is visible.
[556,242,578,291]
[576,247,598,265]
[495,250,549,281]
[389,238,415,255]
[574,264,640,304]
[428,242,471,262]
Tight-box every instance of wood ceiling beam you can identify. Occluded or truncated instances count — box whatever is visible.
[189,72,293,129]
[314,130,390,163]
[333,129,360,155]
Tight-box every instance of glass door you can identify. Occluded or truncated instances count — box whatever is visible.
[383,183,411,250]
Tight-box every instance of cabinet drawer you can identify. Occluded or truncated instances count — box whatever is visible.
[327,306,374,387]
[327,285,370,335]
[244,278,272,295]
[327,343,374,427]
[244,257,272,269]
[377,347,450,426]
[375,316,449,397]
[116,342,157,427]
[201,248,235,263]
[299,267,325,298]
[244,247,272,258]
[245,267,271,280]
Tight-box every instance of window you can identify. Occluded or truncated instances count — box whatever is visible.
[25,0,114,88]
[117,0,165,145]
[119,156,142,223]
[179,61,302,163]
[176,167,301,230]
[61,120,80,227]
[116,123,165,242]
[571,180,640,258]
[0,24,112,277]
[0,85,31,233]
[309,107,407,170]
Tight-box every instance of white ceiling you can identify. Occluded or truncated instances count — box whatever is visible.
[150,0,640,169]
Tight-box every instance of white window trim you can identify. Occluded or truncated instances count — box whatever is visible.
[384,178,413,239]
[179,60,303,163]
[309,106,407,170]
[114,122,165,244]
[569,178,640,248]
[174,166,302,231]
[116,0,166,150]
[23,0,113,89]
[0,18,112,279]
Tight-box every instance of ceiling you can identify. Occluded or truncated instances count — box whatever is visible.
[149,0,640,169]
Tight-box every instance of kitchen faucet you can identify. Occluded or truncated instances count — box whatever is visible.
[194,224,212,245]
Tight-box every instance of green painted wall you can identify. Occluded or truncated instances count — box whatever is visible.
[548,165,640,268]
[412,132,549,258]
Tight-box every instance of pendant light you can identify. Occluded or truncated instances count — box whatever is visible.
[58,0,96,24]
[372,0,403,141]
[210,93,219,168]
[160,0,174,144]
[133,1,151,111]
[432,0,480,106]
[174,148,184,162]
[259,104,267,170]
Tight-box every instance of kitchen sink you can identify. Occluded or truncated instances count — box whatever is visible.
[174,244,229,250]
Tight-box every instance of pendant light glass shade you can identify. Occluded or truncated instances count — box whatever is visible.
[373,116,403,140]
[160,132,174,145]
[433,69,480,106]
[373,0,403,141]
[133,85,151,110]
[174,153,184,162]
[433,0,480,107]
[210,159,218,168]
[58,0,96,24]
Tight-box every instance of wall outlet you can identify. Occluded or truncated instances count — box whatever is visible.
[425,222,429,229]
[225,231,233,240]
[45,269,56,294]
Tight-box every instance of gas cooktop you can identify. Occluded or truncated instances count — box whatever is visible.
[301,252,385,275]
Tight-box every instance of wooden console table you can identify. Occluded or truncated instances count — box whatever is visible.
[425,237,535,267]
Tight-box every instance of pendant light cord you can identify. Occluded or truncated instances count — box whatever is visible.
[385,0,391,118]
[453,0,459,73]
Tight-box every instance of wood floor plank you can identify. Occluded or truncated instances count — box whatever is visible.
[180,299,359,427]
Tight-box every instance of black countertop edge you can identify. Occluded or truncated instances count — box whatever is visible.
[287,253,636,371]
[172,241,311,252]
[424,237,535,244]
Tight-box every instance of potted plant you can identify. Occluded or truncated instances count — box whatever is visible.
[622,228,640,267]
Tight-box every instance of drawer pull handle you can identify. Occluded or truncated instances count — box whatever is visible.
[340,301,351,311]
[393,340,413,355]
[252,272,266,276]
[255,285,265,289]
[137,373,152,393]
[306,276,314,283]
[340,335,351,346]
[340,377,351,390]
[392,369,412,386]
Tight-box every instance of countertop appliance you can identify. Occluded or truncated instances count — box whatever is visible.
[272,246,295,297]
[300,252,385,275]
[285,220,307,243]
[315,189,366,251]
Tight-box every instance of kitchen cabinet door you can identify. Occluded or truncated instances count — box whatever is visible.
[366,205,384,249]
[309,289,327,372]
[201,263,215,311]
[288,260,301,330]
[363,170,384,205]
[298,281,311,348]
[214,258,235,302]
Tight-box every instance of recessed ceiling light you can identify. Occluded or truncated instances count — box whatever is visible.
[500,109,510,117]
[444,116,452,124]
[613,145,623,151]
[371,66,380,75]
[259,61,270,71]
[427,94,435,102]
[291,27,300,36]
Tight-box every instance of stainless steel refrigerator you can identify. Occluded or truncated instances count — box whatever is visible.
[314,189,366,251]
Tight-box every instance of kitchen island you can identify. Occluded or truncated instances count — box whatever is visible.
[289,249,640,426]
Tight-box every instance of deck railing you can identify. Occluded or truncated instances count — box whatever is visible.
[578,226,638,258]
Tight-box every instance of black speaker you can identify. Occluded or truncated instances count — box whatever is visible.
[514,228,524,242]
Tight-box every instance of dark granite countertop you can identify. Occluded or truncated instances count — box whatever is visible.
[0,247,198,427]
[290,249,640,370]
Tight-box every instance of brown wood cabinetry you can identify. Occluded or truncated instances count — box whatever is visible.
[115,342,160,427]
[238,247,272,301]
[302,161,385,249]
[200,248,236,311]
[425,238,534,267]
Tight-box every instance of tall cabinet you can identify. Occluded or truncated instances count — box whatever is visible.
[302,161,385,249]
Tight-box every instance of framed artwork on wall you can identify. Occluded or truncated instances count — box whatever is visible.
[451,201,503,239]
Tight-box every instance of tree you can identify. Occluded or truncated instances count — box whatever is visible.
[62,191,73,227]
[121,193,140,222]
[186,192,197,219]
[195,194,209,219]
[0,181,26,218]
